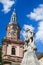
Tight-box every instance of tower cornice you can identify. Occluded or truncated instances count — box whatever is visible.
[2,37,24,45]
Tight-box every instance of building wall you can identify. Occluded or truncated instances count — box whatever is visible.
[39,57,43,65]
[16,46,20,56]
[3,62,20,65]
[19,47,23,57]
[6,43,23,57]
[4,64,11,65]
[11,62,20,65]
[7,44,11,55]
[2,45,7,56]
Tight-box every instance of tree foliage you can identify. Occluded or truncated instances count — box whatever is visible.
[0,46,2,65]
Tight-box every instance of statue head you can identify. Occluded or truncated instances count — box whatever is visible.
[25,28,35,41]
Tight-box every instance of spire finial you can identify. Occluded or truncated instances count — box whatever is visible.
[9,8,17,24]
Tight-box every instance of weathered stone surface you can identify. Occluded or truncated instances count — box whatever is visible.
[21,47,40,65]
[21,27,40,65]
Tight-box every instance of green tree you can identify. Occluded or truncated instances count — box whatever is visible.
[0,46,2,61]
[0,46,2,65]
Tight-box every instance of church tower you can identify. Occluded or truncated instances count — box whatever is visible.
[2,9,24,65]
[7,9,20,40]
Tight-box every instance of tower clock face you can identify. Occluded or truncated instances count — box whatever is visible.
[14,32,17,36]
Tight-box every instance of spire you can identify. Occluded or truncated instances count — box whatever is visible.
[9,8,17,24]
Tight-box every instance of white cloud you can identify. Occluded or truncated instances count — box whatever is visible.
[27,4,43,21]
[35,21,43,42]
[0,0,15,13]
[27,4,43,43]
[21,24,34,39]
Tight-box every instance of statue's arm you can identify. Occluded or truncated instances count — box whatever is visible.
[29,38,37,50]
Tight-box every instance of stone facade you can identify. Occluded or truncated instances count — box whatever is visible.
[2,9,24,65]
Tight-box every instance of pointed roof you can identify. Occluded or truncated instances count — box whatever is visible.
[9,8,17,24]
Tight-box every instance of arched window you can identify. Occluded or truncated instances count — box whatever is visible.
[12,47,16,55]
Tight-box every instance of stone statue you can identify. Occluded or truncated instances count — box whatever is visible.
[23,28,36,52]
[21,28,40,65]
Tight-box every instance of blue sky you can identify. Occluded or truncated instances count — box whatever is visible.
[0,0,43,52]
